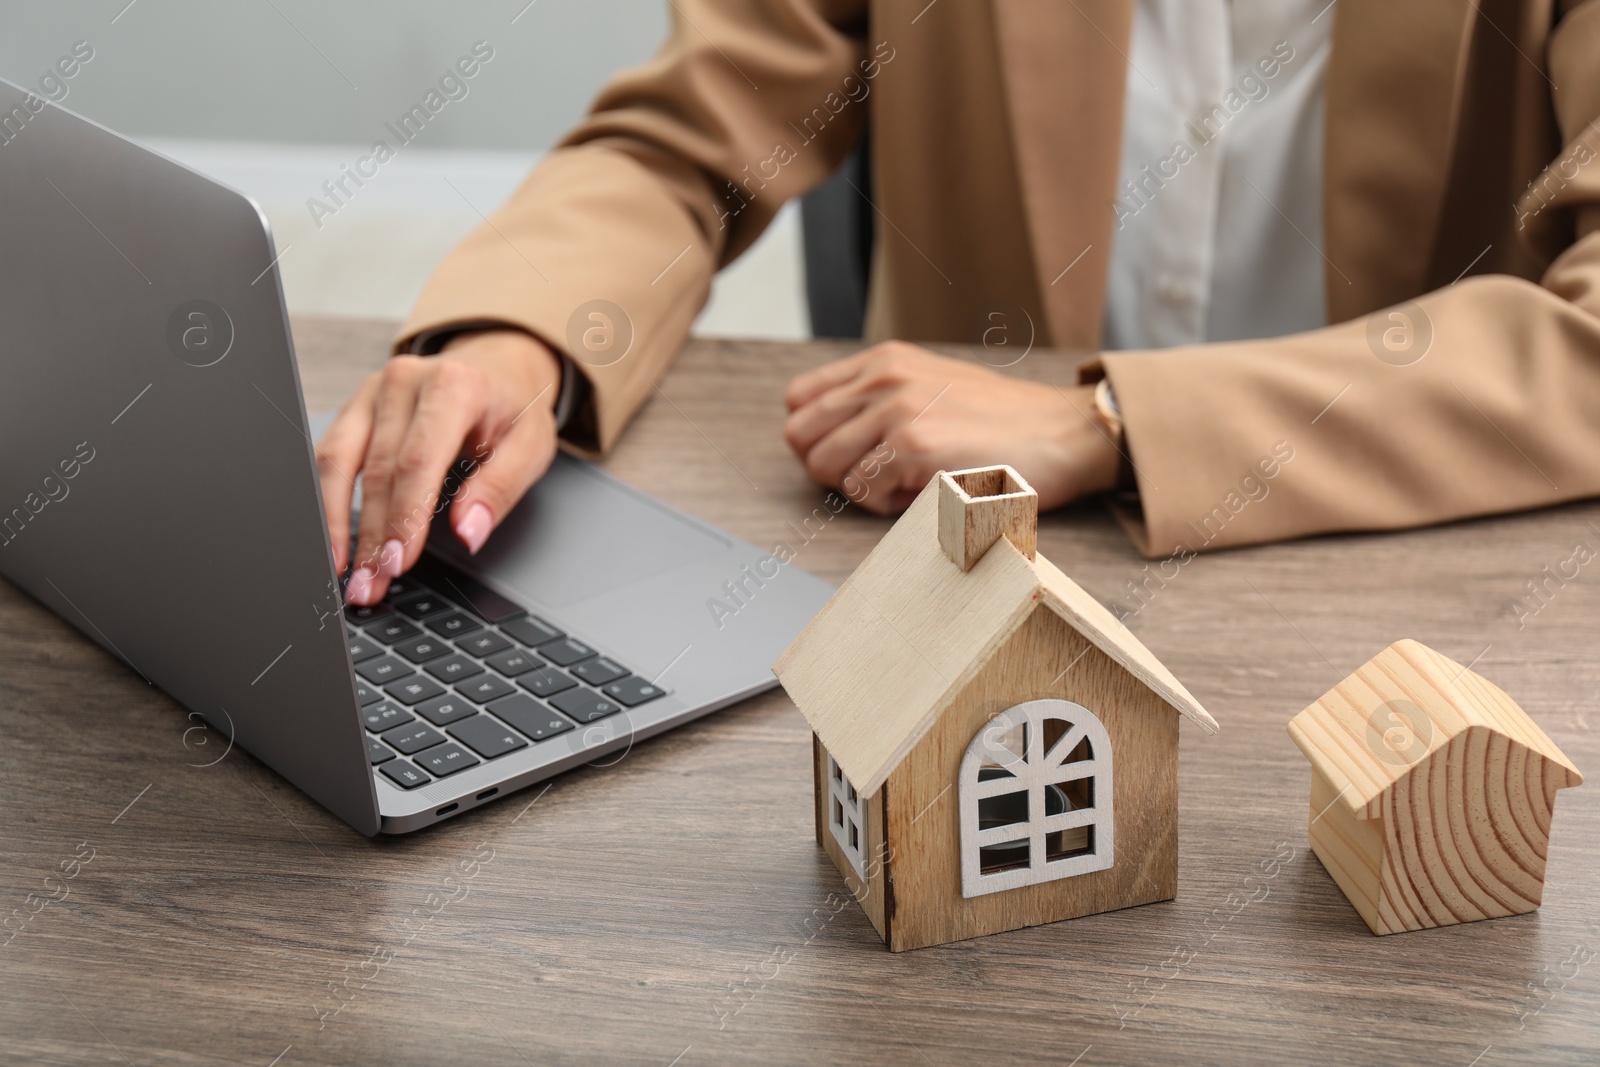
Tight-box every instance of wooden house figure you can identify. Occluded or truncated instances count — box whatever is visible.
[773,466,1218,951]
[1287,639,1584,935]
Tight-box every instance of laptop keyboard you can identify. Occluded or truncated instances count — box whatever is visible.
[347,564,668,791]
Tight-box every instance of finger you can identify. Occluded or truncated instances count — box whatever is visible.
[884,485,922,514]
[381,361,488,575]
[448,404,560,555]
[797,400,899,491]
[315,375,379,575]
[782,346,877,411]
[850,460,922,516]
[349,359,426,604]
[855,424,951,516]
[783,379,876,457]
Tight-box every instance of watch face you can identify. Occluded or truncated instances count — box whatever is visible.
[1093,381,1124,439]
[1096,379,1121,419]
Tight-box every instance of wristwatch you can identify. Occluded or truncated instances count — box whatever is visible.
[1092,378,1136,490]
[1092,378,1124,446]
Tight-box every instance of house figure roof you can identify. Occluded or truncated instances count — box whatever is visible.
[773,466,1218,796]
[1286,639,1584,818]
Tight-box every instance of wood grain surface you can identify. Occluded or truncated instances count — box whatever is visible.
[886,608,1179,952]
[1289,640,1584,936]
[2,317,1597,1066]
[936,465,1038,570]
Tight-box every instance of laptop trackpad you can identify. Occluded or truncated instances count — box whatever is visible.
[430,453,730,608]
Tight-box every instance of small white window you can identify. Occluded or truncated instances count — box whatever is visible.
[958,698,1113,897]
[826,753,868,880]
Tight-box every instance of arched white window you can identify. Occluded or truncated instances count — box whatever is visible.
[958,698,1113,897]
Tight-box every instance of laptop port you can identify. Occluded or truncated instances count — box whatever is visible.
[476,788,499,800]
[435,803,458,815]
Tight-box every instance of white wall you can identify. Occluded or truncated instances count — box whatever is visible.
[0,0,809,337]
[0,0,670,149]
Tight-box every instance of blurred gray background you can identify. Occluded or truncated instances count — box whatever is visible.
[0,0,808,334]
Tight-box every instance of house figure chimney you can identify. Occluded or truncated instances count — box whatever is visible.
[936,465,1038,571]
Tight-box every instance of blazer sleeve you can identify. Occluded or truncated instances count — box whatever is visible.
[395,0,869,454]
[1085,1,1600,557]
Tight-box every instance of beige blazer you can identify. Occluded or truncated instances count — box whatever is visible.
[398,0,1600,557]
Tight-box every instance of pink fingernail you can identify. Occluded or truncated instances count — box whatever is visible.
[380,538,404,578]
[345,566,377,605]
[456,502,493,555]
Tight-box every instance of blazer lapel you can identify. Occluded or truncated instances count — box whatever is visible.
[993,0,1134,349]
[1323,0,1475,323]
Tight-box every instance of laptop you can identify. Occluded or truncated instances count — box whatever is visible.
[0,78,834,834]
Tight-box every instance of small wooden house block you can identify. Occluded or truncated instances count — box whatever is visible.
[773,466,1218,951]
[1287,639,1584,936]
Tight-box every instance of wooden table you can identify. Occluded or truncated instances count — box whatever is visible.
[3,318,1596,1066]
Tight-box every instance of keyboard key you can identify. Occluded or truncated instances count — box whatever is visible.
[367,737,396,765]
[356,655,410,684]
[346,602,393,626]
[354,680,383,706]
[570,656,628,686]
[425,611,483,639]
[394,635,451,663]
[381,576,425,601]
[381,722,445,755]
[456,630,511,657]
[424,654,483,683]
[348,635,384,663]
[519,666,577,698]
[537,636,597,667]
[487,694,576,741]
[362,700,412,732]
[457,674,515,703]
[415,694,479,727]
[384,675,446,705]
[500,615,563,646]
[395,592,453,619]
[364,616,421,643]
[379,760,430,789]
[549,688,622,723]
[449,715,529,759]
[604,676,669,707]
[418,563,524,622]
[485,648,540,677]
[414,742,480,777]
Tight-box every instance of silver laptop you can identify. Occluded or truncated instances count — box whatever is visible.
[0,78,833,834]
